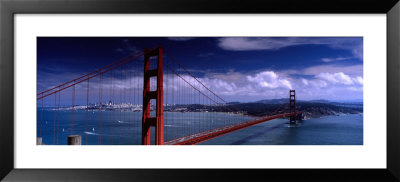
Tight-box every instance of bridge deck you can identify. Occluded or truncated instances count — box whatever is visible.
[165,112,301,145]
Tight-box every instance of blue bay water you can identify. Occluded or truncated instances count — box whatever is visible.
[37,110,363,145]
[200,113,363,145]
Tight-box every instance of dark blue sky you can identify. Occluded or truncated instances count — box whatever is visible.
[38,37,363,103]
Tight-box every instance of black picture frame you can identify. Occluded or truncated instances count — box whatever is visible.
[1,0,399,181]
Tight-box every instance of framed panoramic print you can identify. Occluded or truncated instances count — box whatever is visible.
[1,0,400,181]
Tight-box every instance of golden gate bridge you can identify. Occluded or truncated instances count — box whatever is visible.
[37,46,301,145]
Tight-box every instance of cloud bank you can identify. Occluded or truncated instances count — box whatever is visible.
[195,64,363,102]
[218,37,363,60]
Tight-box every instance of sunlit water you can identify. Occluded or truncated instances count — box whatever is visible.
[37,110,362,145]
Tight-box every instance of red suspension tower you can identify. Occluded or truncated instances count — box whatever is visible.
[142,47,164,145]
[289,90,296,125]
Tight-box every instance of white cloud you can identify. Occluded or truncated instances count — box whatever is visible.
[321,57,353,63]
[218,37,296,51]
[354,76,363,85]
[218,37,363,60]
[316,72,353,85]
[352,45,363,59]
[247,71,293,90]
[302,64,363,77]
[348,87,363,92]
[301,78,309,86]
[198,78,238,96]
[312,80,328,88]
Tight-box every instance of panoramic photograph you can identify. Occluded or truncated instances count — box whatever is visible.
[37,37,363,145]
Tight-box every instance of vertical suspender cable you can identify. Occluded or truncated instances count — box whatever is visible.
[53,93,56,144]
[71,84,75,135]
[85,80,89,145]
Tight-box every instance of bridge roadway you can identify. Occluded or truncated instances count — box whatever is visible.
[165,112,301,145]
